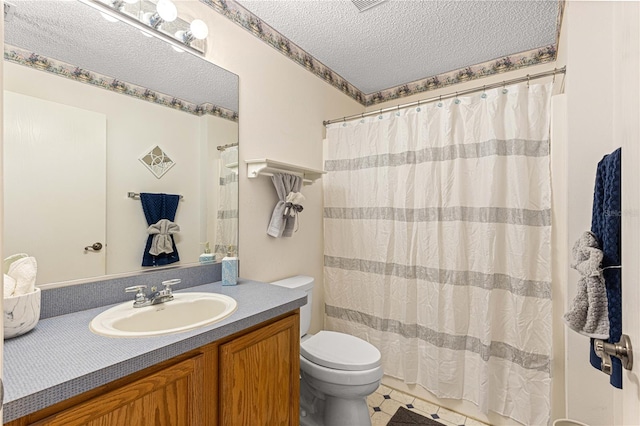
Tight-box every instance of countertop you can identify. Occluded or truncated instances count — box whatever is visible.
[3,279,306,423]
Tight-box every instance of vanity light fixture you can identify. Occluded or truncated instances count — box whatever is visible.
[175,19,209,45]
[142,0,177,29]
[80,0,208,56]
[111,0,138,10]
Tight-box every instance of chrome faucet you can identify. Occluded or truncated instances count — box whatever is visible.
[125,279,180,308]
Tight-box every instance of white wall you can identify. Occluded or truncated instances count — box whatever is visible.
[4,61,234,278]
[178,1,363,333]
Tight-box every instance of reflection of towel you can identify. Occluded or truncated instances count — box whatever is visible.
[4,256,37,296]
[140,193,180,266]
[148,219,180,255]
[589,148,622,388]
[564,231,609,339]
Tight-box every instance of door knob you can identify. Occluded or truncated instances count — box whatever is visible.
[594,334,633,375]
[84,242,103,251]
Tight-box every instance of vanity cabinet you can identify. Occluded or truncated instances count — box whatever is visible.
[220,313,300,425]
[5,311,300,426]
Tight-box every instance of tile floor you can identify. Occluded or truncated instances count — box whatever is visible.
[368,384,491,426]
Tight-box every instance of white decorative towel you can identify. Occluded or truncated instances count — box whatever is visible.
[147,219,180,256]
[564,231,610,339]
[7,256,37,296]
[4,274,16,297]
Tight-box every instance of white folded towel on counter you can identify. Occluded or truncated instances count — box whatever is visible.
[3,254,37,297]
[4,274,16,297]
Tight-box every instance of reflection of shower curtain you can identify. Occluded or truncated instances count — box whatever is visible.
[215,146,238,258]
[323,83,553,426]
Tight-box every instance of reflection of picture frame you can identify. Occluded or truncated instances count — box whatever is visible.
[139,145,175,179]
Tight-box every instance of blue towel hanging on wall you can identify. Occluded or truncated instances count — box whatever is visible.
[140,193,180,267]
[589,147,622,388]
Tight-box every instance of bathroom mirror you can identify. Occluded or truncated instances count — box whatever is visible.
[3,0,239,286]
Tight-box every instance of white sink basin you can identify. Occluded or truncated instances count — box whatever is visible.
[90,292,237,338]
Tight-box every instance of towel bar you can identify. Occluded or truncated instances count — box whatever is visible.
[127,192,184,200]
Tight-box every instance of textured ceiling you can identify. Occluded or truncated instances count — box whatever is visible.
[5,0,239,112]
[235,0,559,95]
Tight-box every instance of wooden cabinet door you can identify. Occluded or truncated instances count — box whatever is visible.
[30,355,204,426]
[219,314,300,426]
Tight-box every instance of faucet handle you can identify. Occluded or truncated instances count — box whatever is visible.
[125,285,147,304]
[162,279,180,293]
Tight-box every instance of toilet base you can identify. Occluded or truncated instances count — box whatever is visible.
[324,395,371,426]
[299,376,373,426]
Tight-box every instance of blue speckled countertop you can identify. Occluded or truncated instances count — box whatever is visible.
[3,279,306,423]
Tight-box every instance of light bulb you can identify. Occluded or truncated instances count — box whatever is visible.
[190,19,208,40]
[156,0,177,22]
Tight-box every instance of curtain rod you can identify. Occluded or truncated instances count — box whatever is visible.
[217,142,239,151]
[323,66,566,126]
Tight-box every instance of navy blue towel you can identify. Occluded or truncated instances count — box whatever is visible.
[589,148,622,388]
[140,193,180,267]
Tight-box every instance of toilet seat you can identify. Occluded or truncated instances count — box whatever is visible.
[300,355,384,387]
[300,331,381,371]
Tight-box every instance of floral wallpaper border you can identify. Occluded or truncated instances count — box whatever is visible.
[4,45,239,122]
[201,0,561,106]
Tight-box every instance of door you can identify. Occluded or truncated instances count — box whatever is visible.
[3,91,106,285]
[618,1,640,424]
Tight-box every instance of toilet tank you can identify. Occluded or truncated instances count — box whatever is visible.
[270,275,314,337]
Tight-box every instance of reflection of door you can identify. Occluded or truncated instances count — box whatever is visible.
[3,91,106,285]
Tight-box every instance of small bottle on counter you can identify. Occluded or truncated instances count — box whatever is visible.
[221,246,238,286]
[199,242,215,264]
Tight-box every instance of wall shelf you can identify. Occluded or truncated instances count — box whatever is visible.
[245,159,326,185]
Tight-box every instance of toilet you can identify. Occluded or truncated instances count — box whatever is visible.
[270,275,383,426]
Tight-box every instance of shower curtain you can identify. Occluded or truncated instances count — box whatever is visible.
[323,83,552,425]
[215,146,238,258]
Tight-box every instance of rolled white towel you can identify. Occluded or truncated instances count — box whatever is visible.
[3,274,16,297]
[8,257,37,295]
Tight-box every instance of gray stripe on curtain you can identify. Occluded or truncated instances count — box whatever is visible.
[324,206,551,227]
[324,139,549,172]
[219,174,238,186]
[325,305,551,373]
[217,209,239,219]
[324,255,551,299]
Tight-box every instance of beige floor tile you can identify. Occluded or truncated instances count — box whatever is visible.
[411,398,440,415]
[367,392,385,408]
[380,398,405,416]
[465,417,491,426]
[376,384,393,395]
[371,411,392,426]
[437,407,467,425]
[389,389,415,405]
[436,418,461,426]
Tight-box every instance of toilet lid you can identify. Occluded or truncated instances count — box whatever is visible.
[300,331,381,371]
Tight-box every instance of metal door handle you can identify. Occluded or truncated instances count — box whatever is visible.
[84,242,103,251]
[594,334,633,375]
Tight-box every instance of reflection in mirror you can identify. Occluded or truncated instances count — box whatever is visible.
[3,0,239,286]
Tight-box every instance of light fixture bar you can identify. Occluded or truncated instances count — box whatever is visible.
[78,0,204,57]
